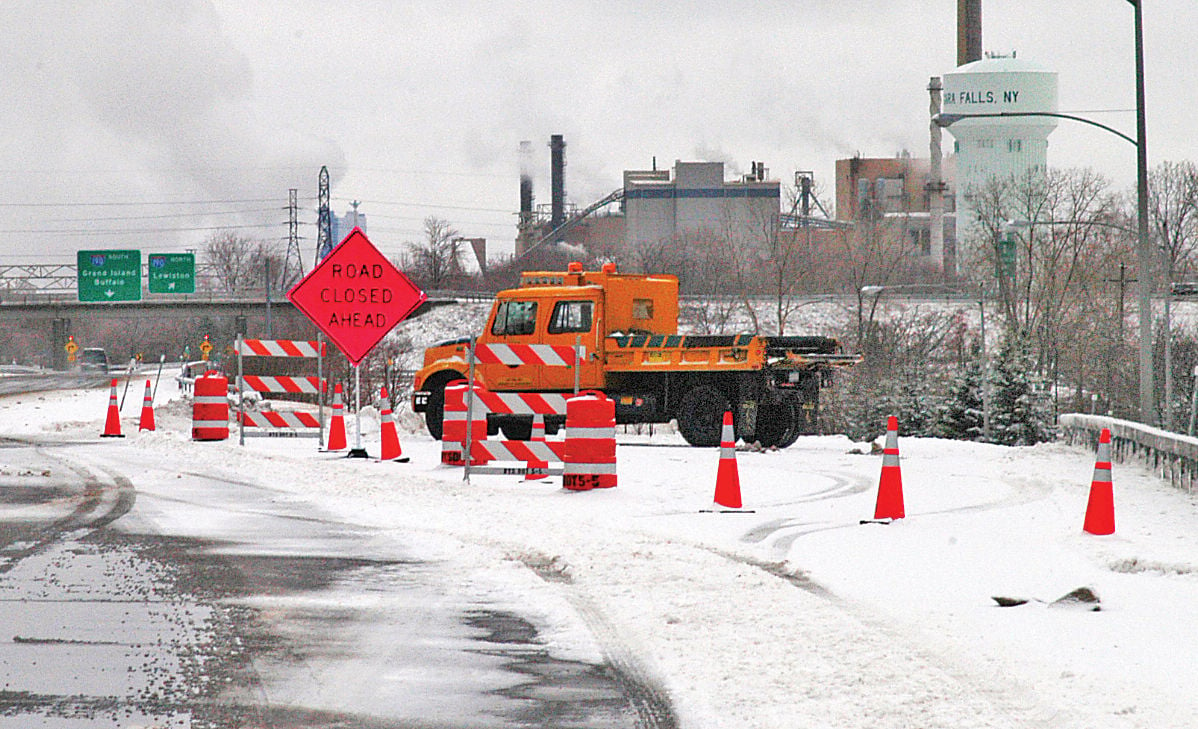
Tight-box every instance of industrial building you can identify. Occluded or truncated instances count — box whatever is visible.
[623,161,780,252]
[832,154,958,266]
[514,139,781,265]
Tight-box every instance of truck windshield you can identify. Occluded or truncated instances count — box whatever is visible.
[491,300,538,336]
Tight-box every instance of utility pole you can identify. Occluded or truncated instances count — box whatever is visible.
[316,166,332,262]
[281,188,303,289]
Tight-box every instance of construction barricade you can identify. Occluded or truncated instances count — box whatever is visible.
[441,382,490,466]
[442,381,570,476]
[192,371,230,440]
[442,384,617,487]
[441,341,613,484]
[235,336,327,444]
[563,391,617,490]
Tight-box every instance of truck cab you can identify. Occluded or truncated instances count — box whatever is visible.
[413,262,678,437]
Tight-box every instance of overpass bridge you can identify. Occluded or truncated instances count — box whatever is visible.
[0,292,487,370]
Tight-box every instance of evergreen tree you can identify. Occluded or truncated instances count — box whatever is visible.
[987,332,1054,445]
[937,360,986,440]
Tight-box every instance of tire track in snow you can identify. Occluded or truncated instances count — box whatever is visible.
[698,544,1070,728]
[520,554,679,729]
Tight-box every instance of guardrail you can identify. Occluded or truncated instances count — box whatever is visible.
[1059,413,1198,492]
[176,361,217,397]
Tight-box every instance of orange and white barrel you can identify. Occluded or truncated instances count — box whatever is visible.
[192,371,230,441]
[442,383,488,465]
[563,391,617,490]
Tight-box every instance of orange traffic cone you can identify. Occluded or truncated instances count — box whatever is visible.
[326,383,347,451]
[101,378,124,438]
[872,415,905,520]
[712,411,744,509]
[379,387,408,462]
[1083,427,1115,535]
[525,413,548,480]
[138,379,155,431]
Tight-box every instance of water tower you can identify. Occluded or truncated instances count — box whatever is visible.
[942,55,1058,234]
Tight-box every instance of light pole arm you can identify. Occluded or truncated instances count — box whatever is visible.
[934,111,1137,147]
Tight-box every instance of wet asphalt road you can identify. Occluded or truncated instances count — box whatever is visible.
[0,437,675,728]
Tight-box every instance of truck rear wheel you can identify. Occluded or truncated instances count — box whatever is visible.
[755,398,801,449]
[677,385,730,447]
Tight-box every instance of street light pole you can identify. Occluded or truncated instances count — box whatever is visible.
[1131,0,1154,424]
[934,63,1155,423]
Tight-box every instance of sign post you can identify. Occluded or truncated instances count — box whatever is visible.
[77,250,141,302]
[286,228,427,459]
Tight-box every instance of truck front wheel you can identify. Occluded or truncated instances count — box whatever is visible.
[424,376,465,440]
[677,385,730,447]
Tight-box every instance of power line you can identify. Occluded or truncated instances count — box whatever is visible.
[0,197,309,208]
[32,207,284,224]
[340,166,511,179]
[0,222,284,235]
[331,196,514,214]
[364,213,515,229]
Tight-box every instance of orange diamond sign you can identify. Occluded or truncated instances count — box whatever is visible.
[287,228,427,366]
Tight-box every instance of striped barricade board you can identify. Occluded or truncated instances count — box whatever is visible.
[235,339,325,358]
[467,439,568,477]
[239,375,325,394]
[238,410,322,438]
[475,390,570,416]
[473,343,584,367]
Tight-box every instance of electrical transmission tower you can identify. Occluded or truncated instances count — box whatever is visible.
[280,188,304,288]
[316,166,332,262]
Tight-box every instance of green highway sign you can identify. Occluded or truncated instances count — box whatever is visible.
[148,252,195,294]
[998,233,1017,280]
[77,249,142,302]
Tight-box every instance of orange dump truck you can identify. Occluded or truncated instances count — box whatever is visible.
[412,262,859,448]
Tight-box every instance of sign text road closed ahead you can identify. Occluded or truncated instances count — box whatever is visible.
[286,228,427,366]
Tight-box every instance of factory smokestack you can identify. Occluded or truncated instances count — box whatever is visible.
[550,134,566,229]
[957,0,982,66]
[519,140,534,225]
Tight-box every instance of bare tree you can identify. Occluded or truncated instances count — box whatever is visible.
[404,216,464,290]
[965,168,1131,415]
[1149,160,1198,280]
[830,214,921,347]
[748,204,811,336]
[202,232,283,294]
[671,230,747,334]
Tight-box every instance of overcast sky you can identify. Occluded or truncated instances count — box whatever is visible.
[2,1,1196,265]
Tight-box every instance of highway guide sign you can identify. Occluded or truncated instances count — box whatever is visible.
[77,249,141,302]
[286,228,427,366]
[147,252,195,293]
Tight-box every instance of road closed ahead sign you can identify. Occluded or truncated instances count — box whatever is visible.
[287,228,427,366]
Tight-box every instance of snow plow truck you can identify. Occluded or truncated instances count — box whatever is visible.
[412,262,860,448]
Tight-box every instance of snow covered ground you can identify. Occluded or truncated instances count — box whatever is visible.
[5,381,1198,729]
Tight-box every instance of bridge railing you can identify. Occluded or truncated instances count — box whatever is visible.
[1058,413,1198,493]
